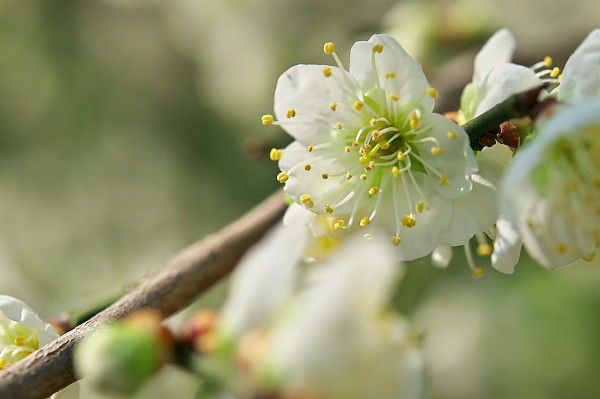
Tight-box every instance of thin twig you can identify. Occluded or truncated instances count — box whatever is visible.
[0,190,288,399]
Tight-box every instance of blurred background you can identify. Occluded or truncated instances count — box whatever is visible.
[0,0,598,398]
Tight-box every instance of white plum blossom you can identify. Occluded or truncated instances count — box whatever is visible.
[458,28,551,123]
[493,99,600,272]
[267,235,424,399]
[0,295,59,370]
[265,34,503,261]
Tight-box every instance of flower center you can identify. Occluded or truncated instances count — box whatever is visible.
[0,312,41,369]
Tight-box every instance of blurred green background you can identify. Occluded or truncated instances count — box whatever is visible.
[0,0,598,398]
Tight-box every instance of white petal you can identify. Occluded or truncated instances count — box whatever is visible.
[0,295,59,346]
[349,34,433,112]
[560,29,600,100]
[274,64,360,145]
[416,113,478,199]
[431,245,452,268]
[476,63,542,116]
[438,143,512,246]
[220,208,308,338]
[491,217,523,274]
[279,141,357,215]
[473,28,516,86]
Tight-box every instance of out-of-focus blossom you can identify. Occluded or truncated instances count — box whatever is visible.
[0,295,59,370]
[493,99,600,272]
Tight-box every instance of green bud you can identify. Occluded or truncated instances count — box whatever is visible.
[74,310,172,395]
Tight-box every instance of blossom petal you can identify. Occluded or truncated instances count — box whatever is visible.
[280,141,357,215]
[476,63,542,116]
[349,34,433,112]
[431,245,452,268]
[274,64,361,145]
[473,28,516,86]
[560,29,600,100]
[220,207,308,338]
[491,217,523,274]
[438,144,512,246]
[416,113,477,199]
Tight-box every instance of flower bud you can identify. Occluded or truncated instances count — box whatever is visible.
[74,309,173,395]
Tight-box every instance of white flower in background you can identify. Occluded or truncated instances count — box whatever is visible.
[458,28,552,123]
[265,34,490,261]
[493,99,600,272]
[558,29,600,100]
[0,295,59,370]
[267,235,424,399]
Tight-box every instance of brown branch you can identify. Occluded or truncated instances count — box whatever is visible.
[0,190,288,399]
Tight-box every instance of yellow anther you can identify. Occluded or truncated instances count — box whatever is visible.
[472,267,484,278]
[558,73,563,81]
[544,56,553,67]
[269,148,282,161]
[368,161,376,169]
[261,114,274,125]
[416,200,424,213]
[323,42,335,54]
[430,147,444,155]
[329,101,337,111]
[372,131,380,139]
[322,66,332,77]
[352,141,360,147]
[359,217,371,227]
[397,152,406,161]
[336,122,344,129]
[447,130,458,140]
[345,146,351,153]
[381,143,390,150]
[359,157,368,164]
[369,187,380,195]
[276,172,289,183]
[555,242,567,254]
[304,164,312,171]
[410,114,421,130]
[0,359,5,370]
[388,93,399,101]
[286,109,296,118]
[353,101,364,111]
[370,118,378,126]
[583,252,596,262]
[372,44,384,53]
[439,175,449,185]
[476,244,493,257]
[333,219,345,230]
[299,194,314,208]
[345,172,353,179]
[322,173,329,179]
[390,236,402,246]
[391,166,402,177]
[308,145,314,152]
[401,215,416,228]
[15,336,25,346]
[360,174,367,180]
[426,87,439,98]
[385,72,396,78]
[325,205,334,214]
[550,67,560,78]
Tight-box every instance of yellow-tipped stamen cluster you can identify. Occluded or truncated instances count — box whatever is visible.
[262,39,465,249]
[0,314,42,369]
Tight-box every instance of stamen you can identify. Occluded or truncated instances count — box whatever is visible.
[550,67,560,78]
[360,217,371,227]
[276,172,289,183]
[354,101,365,111]
[385,72,396,78]
[333,219,345,230]
[345,172,353,179]
[322,67,333,77]
[476,244,493,256]
[269,148,282,161]
[369,187,380,195]
[329,101,338,111]
[464,243,484,278]
[299,194,314,209]
[426,87,438,98]
[323,42,335,54]
[322,174,329,179]
[336,122,344,129]
[401,214,416,227]
[286,109,297,118]
[390,236,402,246]
[416,200,424,213]
[261,114,274,125]
[371,44,383,89]
[307,145,314,152]
[439,175,449,185]
[430,147,444,155]
[325,205,334,214]
[304,164,312,171]
[388,93,399,101]
[391,166,402,177]
[447,130,458,140]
